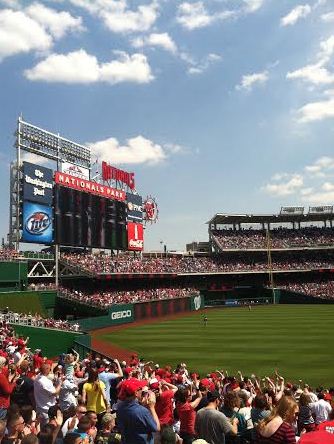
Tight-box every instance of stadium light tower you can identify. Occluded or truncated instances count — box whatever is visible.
[9,116,91,251]
[266,227,275,304]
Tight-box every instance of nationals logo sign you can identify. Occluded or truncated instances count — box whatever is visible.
[127,222,144,251]
[143,196,158,224]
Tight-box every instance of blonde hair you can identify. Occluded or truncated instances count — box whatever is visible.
[258,396,297,430]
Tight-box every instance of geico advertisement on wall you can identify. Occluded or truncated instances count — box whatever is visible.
[109,304,134,324]
[60,162,90,180]
[22,202,53,244]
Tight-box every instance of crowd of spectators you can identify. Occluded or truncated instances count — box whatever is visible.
[58,288,200,309]
[0,249,20,262]
[61,253,334,276]
[0,320,332,444]
[28,283,58,292]
[281,280,334,300]
[212,227,334,250]
[0,310,80,332]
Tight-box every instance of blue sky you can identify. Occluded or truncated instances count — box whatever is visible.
[1,0,334,251]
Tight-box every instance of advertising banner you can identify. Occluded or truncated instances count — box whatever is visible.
[127,222,144,251]
[22,202,53,244]
[55,172,125,201]
[108,304,134,325]
[190,294,204,311]
[126,193,143,222]
[22,162,53,205]
[60,162,90,180]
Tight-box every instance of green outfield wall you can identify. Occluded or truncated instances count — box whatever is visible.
[0,262,28,291]
[0,290,57,316]
[70,294,202,331]
[279,289,334,304]
[12,324,90,357]
[203,287,280,306]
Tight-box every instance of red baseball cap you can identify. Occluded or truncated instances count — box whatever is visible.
[120,378,147,397]
[299,431,334,444]
[200,378,215,392]
[149,378,160,390]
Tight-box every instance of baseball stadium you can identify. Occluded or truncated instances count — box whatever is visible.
[0,118,333,443]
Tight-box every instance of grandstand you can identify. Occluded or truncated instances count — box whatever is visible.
[0,116,333,444]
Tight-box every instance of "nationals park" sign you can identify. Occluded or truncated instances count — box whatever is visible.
[54,171,126,201]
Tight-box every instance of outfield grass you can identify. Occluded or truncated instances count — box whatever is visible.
[99,305,334,387]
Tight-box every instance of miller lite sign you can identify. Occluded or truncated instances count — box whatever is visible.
[22,202,53,244]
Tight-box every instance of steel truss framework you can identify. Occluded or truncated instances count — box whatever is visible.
[8,117,91,249]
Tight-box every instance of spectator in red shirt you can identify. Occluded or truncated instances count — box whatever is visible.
[0,356,17,420]
[149,379,178,426]
[176,386,202,444]
[32,350,43,370]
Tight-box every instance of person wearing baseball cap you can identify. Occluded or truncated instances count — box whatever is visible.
[117,379,160,444]
[149,379,178,427]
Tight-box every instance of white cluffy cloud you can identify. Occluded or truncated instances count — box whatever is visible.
[287,36,334,123]
[296,95,334,123]
[301,176,334,204]
[243,0,265,13]
[0,9,52,60]
[305,156,334,176]
[176,2,235,31]
[131,33,177,54]
[263,156,334,204]
[26,2,85,39]
[90,135,168,165]
[185,52,222,75]
[70,0,159,34]
[24,49,154,85]
[236,70,269,91]
[287,36,334,86]
[321,11,334,22]
[280,4,311,27]
[262,173,304,196]
[287,63,334,85]
[0,4,83,61]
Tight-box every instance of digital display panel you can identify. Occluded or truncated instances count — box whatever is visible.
[54,185,127,249]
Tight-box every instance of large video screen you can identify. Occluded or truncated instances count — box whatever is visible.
[54,185,127,249]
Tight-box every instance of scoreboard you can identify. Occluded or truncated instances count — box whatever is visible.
[54,185,127,249]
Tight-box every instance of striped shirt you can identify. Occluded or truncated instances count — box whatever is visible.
[255,421,296,444]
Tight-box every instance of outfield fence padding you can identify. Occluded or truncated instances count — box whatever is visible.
[72,294,204,331]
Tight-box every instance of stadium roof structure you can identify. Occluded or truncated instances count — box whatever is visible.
[207,213,334,226]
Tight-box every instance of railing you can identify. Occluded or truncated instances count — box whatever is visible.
[23,252,55,260]
[73,340,113,361]
[3,312,81,332]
